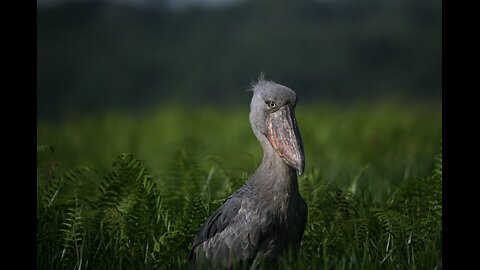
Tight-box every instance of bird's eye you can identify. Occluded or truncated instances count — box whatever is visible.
[266,101,276,109]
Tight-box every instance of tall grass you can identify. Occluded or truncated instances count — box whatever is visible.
[37,102,441,269]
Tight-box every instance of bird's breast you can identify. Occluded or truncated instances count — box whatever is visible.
[256,189,301,229]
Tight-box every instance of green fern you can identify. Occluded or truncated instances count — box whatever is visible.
[36,140,442,270]
[434,146,442,178]
[37,146,96,269]
[367,145,442,267]
[183,193,208,238]
[60,194,85,269]
[97,153,146,209]
[92,153,164,268]
[160,150,205,211]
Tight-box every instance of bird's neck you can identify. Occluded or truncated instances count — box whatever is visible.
[253,135,299,194]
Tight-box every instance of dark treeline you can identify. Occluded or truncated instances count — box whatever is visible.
[37,0,441,120]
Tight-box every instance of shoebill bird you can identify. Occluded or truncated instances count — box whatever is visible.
[189,76,307,269]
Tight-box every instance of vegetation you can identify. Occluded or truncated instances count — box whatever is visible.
[37,102,441,269]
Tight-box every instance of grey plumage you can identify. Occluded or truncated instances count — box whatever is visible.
[190,76,307,269]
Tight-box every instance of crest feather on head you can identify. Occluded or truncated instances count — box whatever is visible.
[249,72,272,93]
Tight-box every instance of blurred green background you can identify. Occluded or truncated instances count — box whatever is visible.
[37,0,441,119]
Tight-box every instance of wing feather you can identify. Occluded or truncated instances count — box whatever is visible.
[189,183,261,269]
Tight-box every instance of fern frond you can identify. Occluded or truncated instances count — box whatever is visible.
[60,194,85,269]
[434,146,442,179]
[39,165,92,209]
[159,150,205,210]
[183,193,208,240]
[97,153,145,209]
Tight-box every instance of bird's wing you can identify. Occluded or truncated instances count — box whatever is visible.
[191,195,241,248]
[190,183,262,268]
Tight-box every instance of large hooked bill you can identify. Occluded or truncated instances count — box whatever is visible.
[266,105,305,175]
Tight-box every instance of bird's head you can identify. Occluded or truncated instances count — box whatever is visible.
[249,74,305,175]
